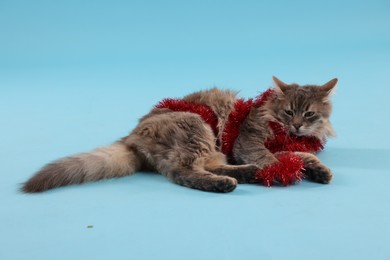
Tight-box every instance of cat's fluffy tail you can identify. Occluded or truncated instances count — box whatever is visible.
[22,142,141,193]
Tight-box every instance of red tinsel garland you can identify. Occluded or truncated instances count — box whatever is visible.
[254,88,275,107]
[155,98,219,136]
[221,98,254,158]
[155,89,325,187]
[255,153,304,186]
[265,121,324,153]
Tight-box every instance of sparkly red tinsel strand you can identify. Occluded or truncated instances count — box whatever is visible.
[253,88,275,107]
[265,121,324,153]
[255,153,304,186]
[221,98,254,158]
[155,98,219,135]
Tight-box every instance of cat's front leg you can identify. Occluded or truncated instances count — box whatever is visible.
[294,152,332,184]
[233,141,304,186]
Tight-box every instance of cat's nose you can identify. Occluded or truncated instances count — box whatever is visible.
[293,123,302,130]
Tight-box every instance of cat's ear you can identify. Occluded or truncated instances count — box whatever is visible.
[272,76,289,94]
[321,78,338,95]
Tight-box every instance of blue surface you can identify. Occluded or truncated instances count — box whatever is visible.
[1,0,390,259]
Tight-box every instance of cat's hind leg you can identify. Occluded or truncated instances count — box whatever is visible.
[200,151,258,183]
[168,169,238,193]
[132,111,239,192]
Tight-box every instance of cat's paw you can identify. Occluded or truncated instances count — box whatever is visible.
[237,164,260,184]
[304,163,332,184]
[214,177,237,192]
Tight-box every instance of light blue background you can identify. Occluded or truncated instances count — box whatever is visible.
[1,0,389,259]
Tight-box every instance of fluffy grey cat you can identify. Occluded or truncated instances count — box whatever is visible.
[22,76,337,193]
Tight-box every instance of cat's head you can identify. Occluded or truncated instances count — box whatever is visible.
[264,76,338,141]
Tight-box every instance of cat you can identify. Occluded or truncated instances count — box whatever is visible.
[22,76,337,193]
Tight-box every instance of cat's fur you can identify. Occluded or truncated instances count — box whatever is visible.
[22,77,337,193]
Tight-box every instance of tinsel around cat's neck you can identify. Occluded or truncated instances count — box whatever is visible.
[220,89,275,159]
[155,88,324,161]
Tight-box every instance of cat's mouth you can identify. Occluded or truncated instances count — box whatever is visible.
[288,126,309,137]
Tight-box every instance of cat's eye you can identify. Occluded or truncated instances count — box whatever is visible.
[284,110,294,116]
[304,111,315,117]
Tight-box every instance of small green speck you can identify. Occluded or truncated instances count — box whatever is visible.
[87,225,94,228]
